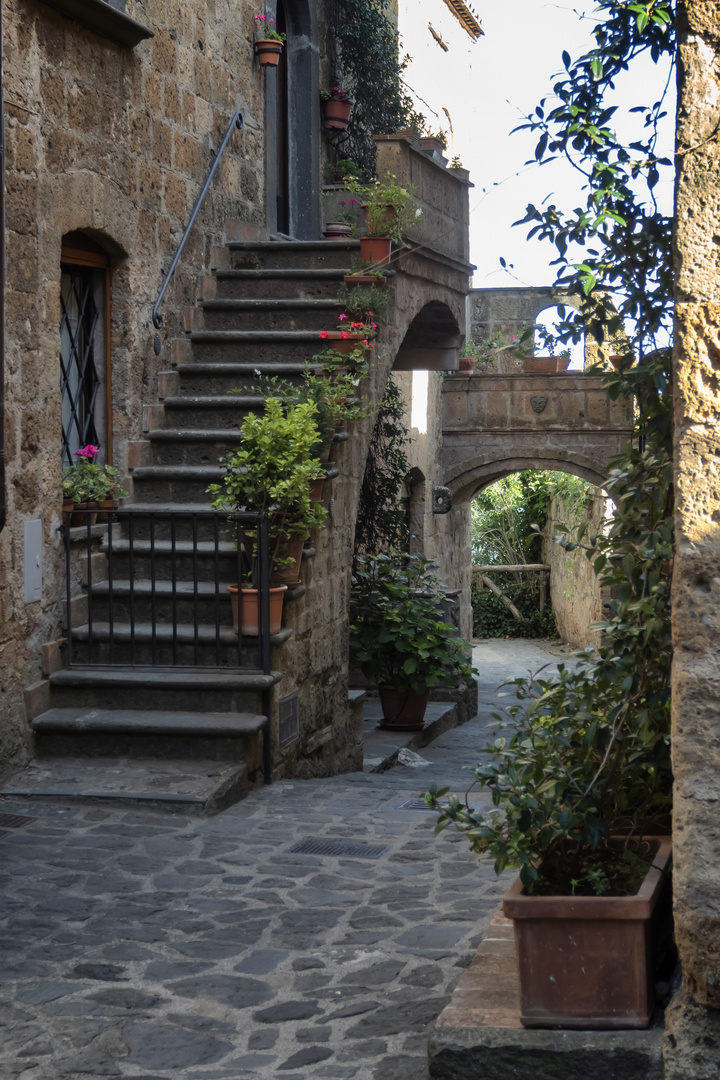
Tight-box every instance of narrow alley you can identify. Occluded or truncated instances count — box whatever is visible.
[0,640,569,1080]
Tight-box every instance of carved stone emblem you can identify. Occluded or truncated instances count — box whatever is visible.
[432,486,453,515]
[530,395,548,414]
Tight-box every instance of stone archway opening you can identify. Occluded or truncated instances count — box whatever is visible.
[393,300,462,372]
[469,467,609,649]
[535,304,585,370]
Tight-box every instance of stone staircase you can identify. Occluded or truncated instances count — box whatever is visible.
[12,239,362,814]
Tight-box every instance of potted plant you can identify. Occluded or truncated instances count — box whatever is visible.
[318,315,376,357]
[254,13,286,66]
[343,257,387,290]
[323,197,362,240]
[351,553,477,730]
[208,398,328,614]
[425,442,674,1029]
[419,128,448,157]
[63,444,128,525]
[524,326,572,372]
[336,280,391,322]
[348,174,422,264]
[326,158,363,185]
[321,86,353,130]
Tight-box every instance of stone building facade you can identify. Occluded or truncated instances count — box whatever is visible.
[0,1,474,787]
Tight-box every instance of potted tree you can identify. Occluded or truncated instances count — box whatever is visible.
[208,398,328,632]
[425,425,674,1028]
[351,554,477,730]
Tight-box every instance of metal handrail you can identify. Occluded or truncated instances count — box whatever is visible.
[152,110,244,330]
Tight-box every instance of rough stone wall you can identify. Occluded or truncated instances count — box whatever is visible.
[543,491,606,650]
[0,0,266,776]
[666,1,720,1071]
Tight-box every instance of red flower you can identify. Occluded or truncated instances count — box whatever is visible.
[340,331,350,339]
[319,331,329,339]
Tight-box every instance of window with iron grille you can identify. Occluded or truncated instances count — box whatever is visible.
[60,235,112,468]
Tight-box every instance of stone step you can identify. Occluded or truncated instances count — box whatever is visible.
[175,365,308,396]
[0,756,251,815]
[211,268,347,301]
[195,298,339,332]
[187,329,329,366]
[146,428,244,466]
[130,463,225,502]
[226,239,359,271]
[159,395,250,431]
[68,622,292,669]
[48,666,280,714]
[32,706,266,760]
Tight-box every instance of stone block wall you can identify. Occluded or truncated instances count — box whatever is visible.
[543,491,606,650]
[666,1,720,1071]
[0,0,267,776]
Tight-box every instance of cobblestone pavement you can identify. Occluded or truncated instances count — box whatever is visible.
[1,640,567,1080]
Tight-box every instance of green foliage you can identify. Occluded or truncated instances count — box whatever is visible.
[347,175,422,242]
[426,2,675,892]
[327,0,425,177]
[337,281,391,321]
[208,397,328,578]
[354,375,411,558]
[326,157,364,184]
[351,553,477,694]
[63,459,127,503]
[471,578,557,640]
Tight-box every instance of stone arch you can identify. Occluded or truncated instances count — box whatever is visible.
[265,0,320,239]
[393,300,462,371]
[447,454,608,505]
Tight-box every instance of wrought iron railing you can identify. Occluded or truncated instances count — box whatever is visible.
[62,507,272,674]
[152,110,244,332]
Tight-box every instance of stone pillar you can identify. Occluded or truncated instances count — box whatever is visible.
[667,1,720,1072]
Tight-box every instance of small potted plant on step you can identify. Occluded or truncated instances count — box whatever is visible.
[208,398,328,632]
[351,553,477,730]
[348,174,422,265]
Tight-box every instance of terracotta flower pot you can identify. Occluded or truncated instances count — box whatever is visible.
[96,498,116,522]
[320,331,368,355]
[359,236,392,266]
[556,355,572,371]
[269,533,305,586]
[323,98,352,130]
[378,685,429,731]
[68,501,99,527]
[309,476,325,503]
[458,356,475,372]
[255,39,283,66]
[503,836,672,1029]
[228,584,287,636]
[523,356,559,374]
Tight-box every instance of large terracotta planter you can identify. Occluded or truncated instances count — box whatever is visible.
[523,356,560,374]
[359,236,392,266]
[503,836,672,1030]
[255,39,283,66]
[228,584,287,635]
[323,98,352,130]
[378,685,429,731]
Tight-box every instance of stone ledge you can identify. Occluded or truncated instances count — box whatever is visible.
[39,0,154,47]
[428,909,664,1080]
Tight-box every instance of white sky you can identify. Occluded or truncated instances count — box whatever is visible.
[400,1,676,292]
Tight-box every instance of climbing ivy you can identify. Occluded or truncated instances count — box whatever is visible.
[353,374,411,559]
[325,0,424,177]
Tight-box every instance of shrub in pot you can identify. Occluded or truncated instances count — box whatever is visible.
[425,425,674,1028]
[207,397,328,591]
[351,553,477,730]
[63,444,128,525]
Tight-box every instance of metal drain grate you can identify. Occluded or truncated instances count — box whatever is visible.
[384,796,482,813]
[289,837,389,860]
[0,813,36,829]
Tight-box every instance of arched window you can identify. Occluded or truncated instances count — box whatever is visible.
[60,233,112,467]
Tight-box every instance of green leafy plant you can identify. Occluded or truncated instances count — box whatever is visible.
[63,445,128,503]
[208,398,327,580]
[351,553,477,695]
[354,374,411,557]
[326,158,364,184]
[253,12,286,41]
[336,281,391,321]
[326,0,425,177]
[348,174,422,242]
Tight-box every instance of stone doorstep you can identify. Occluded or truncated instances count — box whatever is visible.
[428,909,665,1080]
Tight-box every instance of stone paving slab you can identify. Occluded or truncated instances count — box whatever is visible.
[0,640,569,1079]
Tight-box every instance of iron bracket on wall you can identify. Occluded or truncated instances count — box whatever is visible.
[152,110,244,333]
